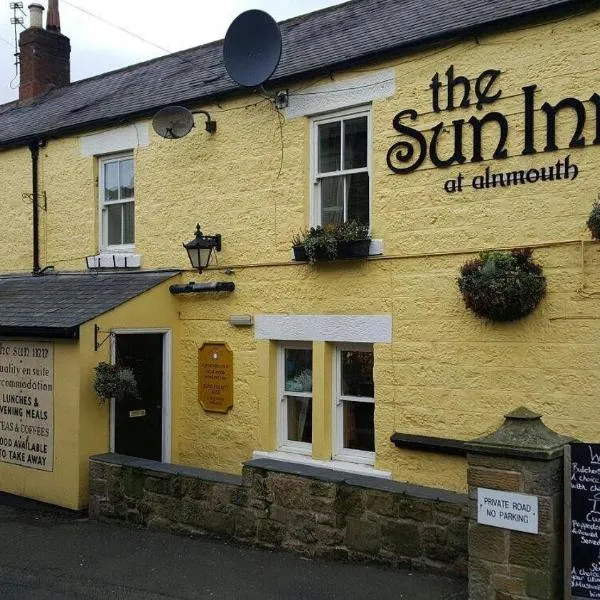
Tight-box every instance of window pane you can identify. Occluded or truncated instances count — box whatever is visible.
[343,400,374,451]
[341,350,374,397]
[286,396,312,443]
[343,116,368,169]
[321,176,344,227]
[318,121,341,173]
[119,159,134,199]
[106,203,122,246]
[104,162,119,201]
[347,172,369,225]
[123,201,135,245]
[284,348,312,392]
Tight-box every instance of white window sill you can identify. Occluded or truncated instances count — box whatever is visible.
[87,252,142,269]
[252,450,391,479]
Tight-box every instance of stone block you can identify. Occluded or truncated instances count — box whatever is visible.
[522,460,563,495]
[380,519,422,558]
[492,574,525,595]
[469,524,508,563]
[234,509,258,540]
[145,476,169,495]
[423,524,461,563]
[397,497,432,522]
[122,468,145,500]
[334,486,365,525]
[468,558,493,600]
[180,497,208,528]
[345,518,381,555]
[211,484,235,510]
[537,493,561,534]
[257,520,286,546]
[146,516,172,533]
[202,511,235,537]
[267,473,312,510]
[365,490,397,518]
[89,477,107,499]
[468,466,523,492]
[311,480,336,499]
[89,461,106,481]
[509,531,556,570]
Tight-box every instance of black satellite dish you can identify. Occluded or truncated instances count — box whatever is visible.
[152,106,195,139]
[223,10,282,88]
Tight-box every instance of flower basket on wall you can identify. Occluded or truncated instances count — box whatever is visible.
[291,221,371,263]
[457,248,546,322]
[93,362,139,402]
[587,200,600,240]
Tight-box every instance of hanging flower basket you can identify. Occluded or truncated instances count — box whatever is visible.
[93,362,139,402]
[458,248,546,322]
[587,200,600,240]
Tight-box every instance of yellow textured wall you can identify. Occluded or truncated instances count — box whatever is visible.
[1,7,600,493]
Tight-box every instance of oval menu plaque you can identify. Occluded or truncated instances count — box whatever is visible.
[198,343,233,413]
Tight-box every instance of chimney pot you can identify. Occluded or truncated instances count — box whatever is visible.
[28,4,45,29]
[46,0,61,33]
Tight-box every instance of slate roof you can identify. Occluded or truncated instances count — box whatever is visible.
[0,271,178,338]
[0,0,592,148]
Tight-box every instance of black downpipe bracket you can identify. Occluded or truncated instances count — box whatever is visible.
[170,282,235,295]
[29,139,42,275]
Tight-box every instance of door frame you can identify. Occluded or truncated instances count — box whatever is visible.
[109,328,172,462]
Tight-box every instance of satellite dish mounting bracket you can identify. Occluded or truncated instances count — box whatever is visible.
[193,110,217,134]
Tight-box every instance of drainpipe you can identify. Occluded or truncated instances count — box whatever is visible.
[29,139,42,275]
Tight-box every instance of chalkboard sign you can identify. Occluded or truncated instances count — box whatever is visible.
[571,443,600,599]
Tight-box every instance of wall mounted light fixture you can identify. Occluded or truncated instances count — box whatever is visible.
[184,224,222,272]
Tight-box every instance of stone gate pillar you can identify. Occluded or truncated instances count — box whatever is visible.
[466,407,570,600]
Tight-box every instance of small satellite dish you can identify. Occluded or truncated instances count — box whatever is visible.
[223,10,282,88]
[152,106,195,139]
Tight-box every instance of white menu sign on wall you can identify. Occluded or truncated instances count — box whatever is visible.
[0,340,54,471]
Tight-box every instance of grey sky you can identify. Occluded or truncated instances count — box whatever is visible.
[0,0,346,104]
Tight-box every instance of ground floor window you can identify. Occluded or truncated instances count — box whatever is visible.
[279,343,313,453]
[334,344,375,463]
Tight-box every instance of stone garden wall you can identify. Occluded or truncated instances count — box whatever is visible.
[89,454,468,577]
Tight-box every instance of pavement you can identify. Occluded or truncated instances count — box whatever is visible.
[0,493,468,600]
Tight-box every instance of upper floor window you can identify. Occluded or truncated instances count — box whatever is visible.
[312,107,371,228]
[99,154,135,250]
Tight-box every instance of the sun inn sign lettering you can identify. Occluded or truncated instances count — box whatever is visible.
[386,66,600,193]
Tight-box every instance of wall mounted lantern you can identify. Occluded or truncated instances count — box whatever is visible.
[184,224,222,272]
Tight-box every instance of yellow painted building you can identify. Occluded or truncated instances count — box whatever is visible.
[0,0,599,509]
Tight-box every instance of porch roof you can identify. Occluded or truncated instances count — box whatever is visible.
[0,270,178,339]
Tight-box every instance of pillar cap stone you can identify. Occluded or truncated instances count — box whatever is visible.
[466,406,572,460]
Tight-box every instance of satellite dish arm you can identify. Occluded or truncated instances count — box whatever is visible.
[192,110,217,134]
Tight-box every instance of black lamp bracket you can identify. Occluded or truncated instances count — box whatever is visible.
[192,110,217,134]
[94,324,114,352]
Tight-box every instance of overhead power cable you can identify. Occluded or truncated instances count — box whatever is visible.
[62,0,174,56]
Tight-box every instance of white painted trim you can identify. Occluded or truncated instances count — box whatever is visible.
[255,315,392,343]
[109,329,172,462]
[80,123,149,157]
[284,68,396,119]
[88,253,142,269]
[252,450,391,479]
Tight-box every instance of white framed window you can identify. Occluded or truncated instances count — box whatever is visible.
[99,153,135,251]
[311,106,371,228]
[279,343,313,454]
[334,344,375,464]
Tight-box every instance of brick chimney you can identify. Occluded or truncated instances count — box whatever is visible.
[19,2,71,102]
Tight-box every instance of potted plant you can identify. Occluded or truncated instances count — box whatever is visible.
[291,220,371,263]
[457,248,546,322]
[587,200,600,240]
[93,361,139,402]
[335,220,371,259]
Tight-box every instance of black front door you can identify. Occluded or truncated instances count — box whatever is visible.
[114,333,163,461]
